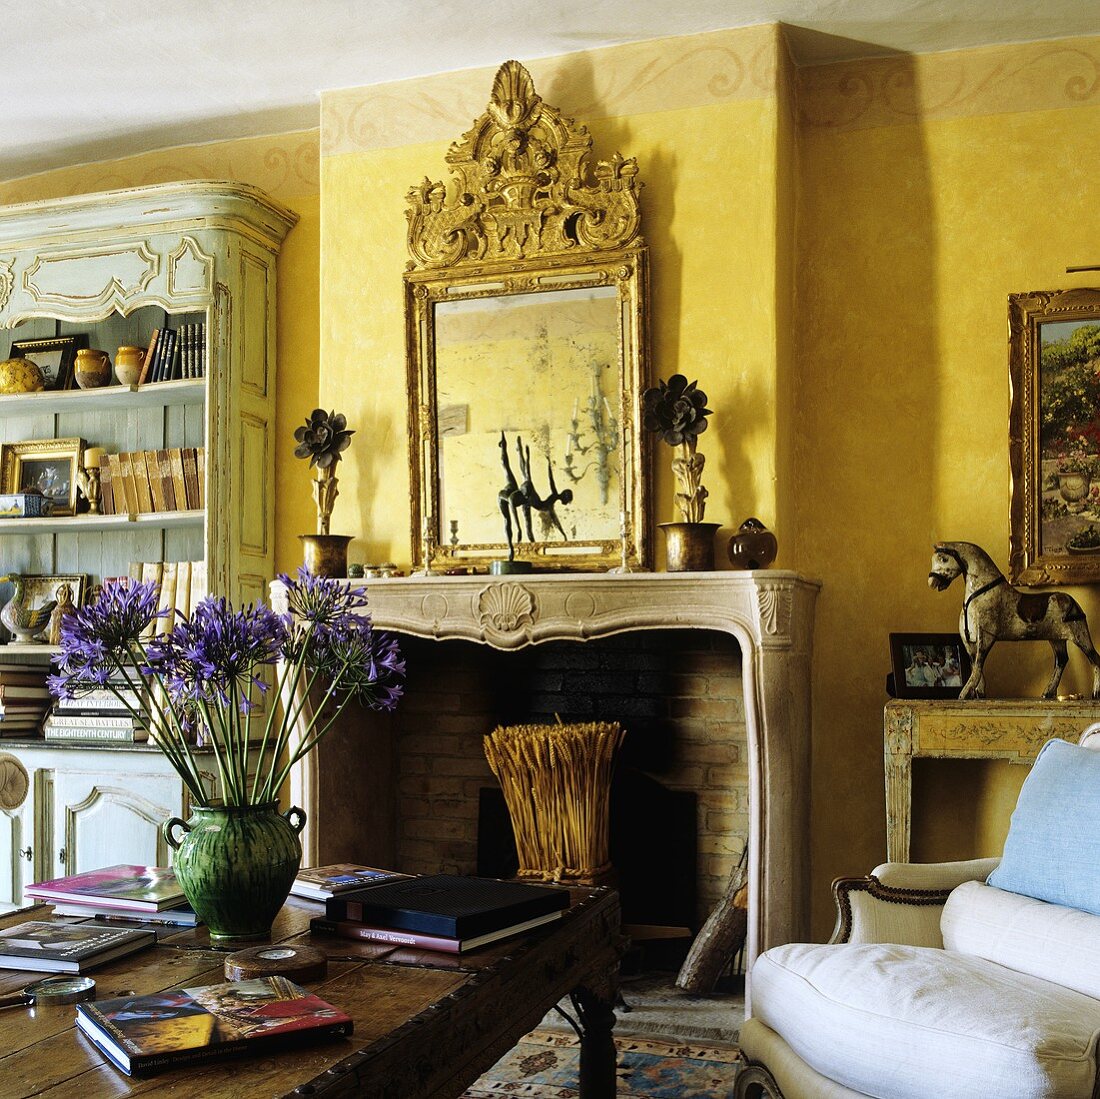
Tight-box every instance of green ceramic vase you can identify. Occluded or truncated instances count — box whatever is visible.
[163,802,306,945]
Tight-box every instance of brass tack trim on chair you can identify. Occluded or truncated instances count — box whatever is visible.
[831,875,953,944]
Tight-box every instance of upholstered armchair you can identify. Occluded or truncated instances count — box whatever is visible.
[736,729,1100,1099]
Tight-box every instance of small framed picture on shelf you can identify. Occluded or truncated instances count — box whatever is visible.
[888,632,971,699]
[0,437,85,516]
[20,574,87,615]
[8,336,82,392]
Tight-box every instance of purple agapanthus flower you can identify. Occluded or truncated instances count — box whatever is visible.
[49,580,162,699]
[46,567,404,808]
[277,567,368,643]
[147,596,287,712]
[306,616,405,711]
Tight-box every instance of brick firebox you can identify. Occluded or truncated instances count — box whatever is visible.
[278,571,819,971]
[394,630,747,928]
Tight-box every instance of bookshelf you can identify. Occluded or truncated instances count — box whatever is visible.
[0,182,297,902]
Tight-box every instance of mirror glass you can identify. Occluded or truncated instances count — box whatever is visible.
[436,285,621,550]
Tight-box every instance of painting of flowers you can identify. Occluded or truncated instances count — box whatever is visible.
[1010,289,1100,584]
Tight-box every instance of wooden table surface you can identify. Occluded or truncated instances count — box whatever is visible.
[0,887,623,1099]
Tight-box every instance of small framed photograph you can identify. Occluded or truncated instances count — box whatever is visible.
[888,632,972,699]
[20,574,87,614]
[8,336,81,392]
[0,438,85,516]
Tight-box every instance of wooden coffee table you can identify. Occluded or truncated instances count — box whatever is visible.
[0,886,622,1098]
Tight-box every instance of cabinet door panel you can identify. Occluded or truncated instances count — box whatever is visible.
[0,808,31,905]
[50,769,179,876]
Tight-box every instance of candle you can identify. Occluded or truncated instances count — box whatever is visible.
[83,446,107,470]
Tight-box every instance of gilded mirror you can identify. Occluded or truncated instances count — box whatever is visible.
[405,60,650,573]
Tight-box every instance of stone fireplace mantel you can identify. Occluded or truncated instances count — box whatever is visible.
[275,570,819,968]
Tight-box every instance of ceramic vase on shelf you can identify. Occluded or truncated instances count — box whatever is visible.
[74,348,111,390]
[164,802,306,945]
[114,345,146,386]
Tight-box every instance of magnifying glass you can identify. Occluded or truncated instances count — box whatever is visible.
[0,975,96,1009]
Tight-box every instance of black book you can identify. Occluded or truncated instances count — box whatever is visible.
[152,329,176,383]
[324,874,569,938]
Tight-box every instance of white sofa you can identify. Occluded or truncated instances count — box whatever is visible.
[736,730,1100,1099]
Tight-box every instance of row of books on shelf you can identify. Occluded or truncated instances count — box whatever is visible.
[0,663,53,734]
[98,446,204,516]
[5,862,569,1077]
[137,322,206,385]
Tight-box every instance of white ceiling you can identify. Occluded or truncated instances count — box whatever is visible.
[5,0,1100,180]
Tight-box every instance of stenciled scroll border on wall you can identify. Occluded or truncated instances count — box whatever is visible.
[404,59,651,574]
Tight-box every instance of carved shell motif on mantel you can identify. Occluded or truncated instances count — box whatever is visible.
[477,582,537,639]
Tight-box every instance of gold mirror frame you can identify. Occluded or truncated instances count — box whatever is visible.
[404,60,650,573]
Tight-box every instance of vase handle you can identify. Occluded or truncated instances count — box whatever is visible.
[283,806,307,835]
[163,816,191,850]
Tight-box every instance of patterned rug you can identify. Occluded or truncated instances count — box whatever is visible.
[460,1028,741,1098]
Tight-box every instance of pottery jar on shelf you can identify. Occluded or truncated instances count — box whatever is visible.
[114,346,146,386]
[74,348,112,390]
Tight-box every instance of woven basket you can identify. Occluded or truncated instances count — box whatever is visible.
[484,720,624,885]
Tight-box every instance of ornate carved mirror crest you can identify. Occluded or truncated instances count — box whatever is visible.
[405,60,650,574]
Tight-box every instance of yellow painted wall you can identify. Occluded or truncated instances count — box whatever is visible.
[0,131,322,576]
[796,40,1100,933]
[319,27,789,568]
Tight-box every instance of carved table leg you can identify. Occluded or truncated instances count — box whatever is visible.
[574,983,618,1099]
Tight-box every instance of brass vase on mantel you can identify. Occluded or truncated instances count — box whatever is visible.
[299,464,352,577]
[660,521,721,572]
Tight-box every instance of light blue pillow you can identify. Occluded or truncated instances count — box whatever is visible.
[987,738,1100,915]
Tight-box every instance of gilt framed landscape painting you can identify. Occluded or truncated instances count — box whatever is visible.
[1009,288,1100,585]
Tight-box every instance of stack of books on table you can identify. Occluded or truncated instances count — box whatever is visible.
[0,920,156,973]
[289,863,413,902]
[25,864,200,927]
[43,675,149,744]
[310,873,570,954]
[0,663,52,736]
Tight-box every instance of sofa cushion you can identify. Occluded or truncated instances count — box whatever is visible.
[944,881,1100,1001]
[987,738,1100,915]
[751,941,1100,1099]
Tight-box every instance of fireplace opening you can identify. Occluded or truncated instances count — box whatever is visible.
[395,629,746,931]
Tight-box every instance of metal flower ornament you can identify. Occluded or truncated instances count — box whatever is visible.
[641,374,713,523]
[294,408,354,536]
[48,570,404,807]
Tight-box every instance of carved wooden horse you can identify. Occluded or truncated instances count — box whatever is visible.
[928,541,1100,699]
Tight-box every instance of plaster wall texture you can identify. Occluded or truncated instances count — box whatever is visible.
[318,26,790,571]
[795,46,1100,932]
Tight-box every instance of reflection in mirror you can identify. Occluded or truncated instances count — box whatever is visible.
[404,59,650,573]
[436,286,621,550]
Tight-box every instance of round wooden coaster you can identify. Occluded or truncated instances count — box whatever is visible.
[224,944,328,983]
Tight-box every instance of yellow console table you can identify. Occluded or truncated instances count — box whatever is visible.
[883,699,1100,862]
